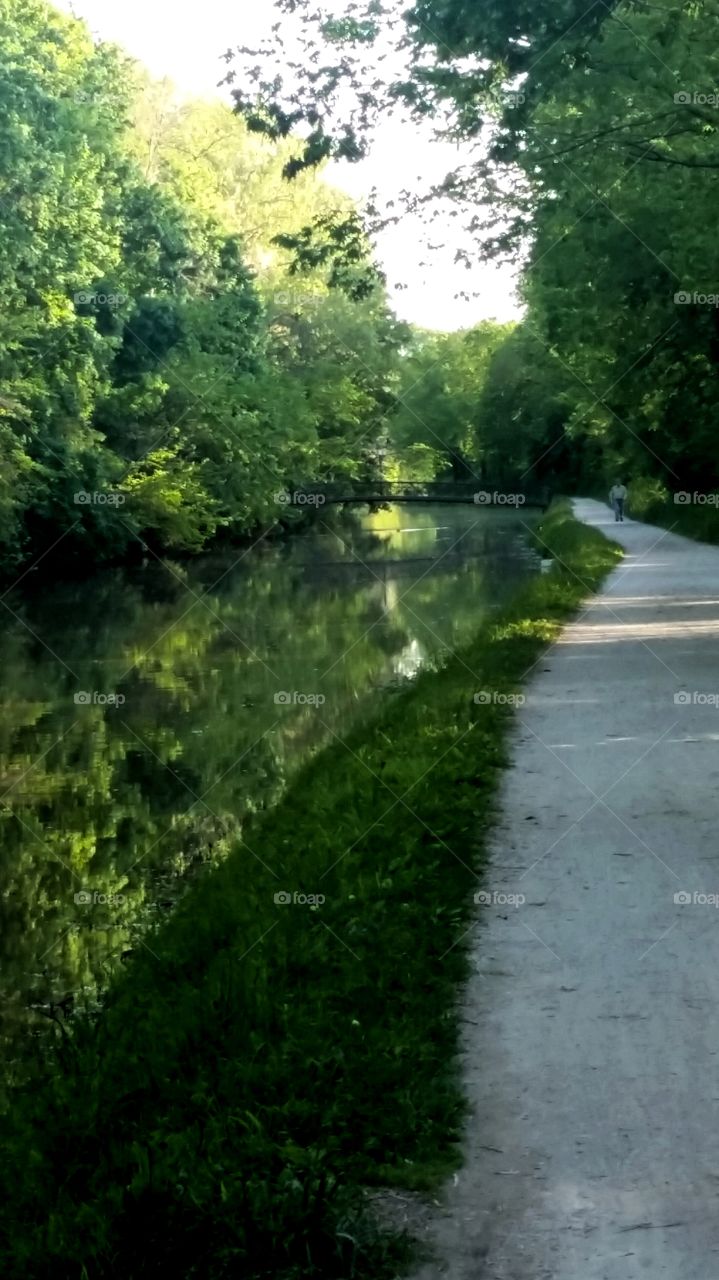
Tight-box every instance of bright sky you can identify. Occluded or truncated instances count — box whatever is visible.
[58,0,521,331]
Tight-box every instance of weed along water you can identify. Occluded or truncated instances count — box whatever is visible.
[0,503,621,1279]
[0,503,537,1074]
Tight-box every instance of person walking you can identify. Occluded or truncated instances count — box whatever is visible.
[608,480,628,522]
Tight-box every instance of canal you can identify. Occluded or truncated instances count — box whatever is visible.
[0,503,539,1074]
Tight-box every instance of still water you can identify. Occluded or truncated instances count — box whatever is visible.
[0,503,538,1070]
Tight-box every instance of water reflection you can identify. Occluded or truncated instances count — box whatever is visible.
[0,504,538,1073]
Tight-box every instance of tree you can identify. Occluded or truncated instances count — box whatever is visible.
[0,1,408,574]
[391,323,512,479]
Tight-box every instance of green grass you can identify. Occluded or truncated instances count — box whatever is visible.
[633,496,719,544]
[0,503,621,1280]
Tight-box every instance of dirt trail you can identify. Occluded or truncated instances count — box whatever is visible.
[411,499,719,1278]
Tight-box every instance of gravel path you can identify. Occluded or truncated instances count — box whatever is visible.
[411,499,719,1279]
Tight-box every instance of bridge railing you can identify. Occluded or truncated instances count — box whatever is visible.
[287,480,549,506]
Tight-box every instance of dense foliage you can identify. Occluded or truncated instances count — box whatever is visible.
[390,323,513,479]
[0,0,570,584]
[483,0,719,503]
[0,1,423,576]
[233,0,719,514]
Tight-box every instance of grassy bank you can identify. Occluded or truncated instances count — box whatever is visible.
[0,504,621,1280]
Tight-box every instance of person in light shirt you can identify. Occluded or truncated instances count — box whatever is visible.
[608,481,628,522]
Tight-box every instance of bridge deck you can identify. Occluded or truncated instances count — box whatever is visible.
[285,482,548,507]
